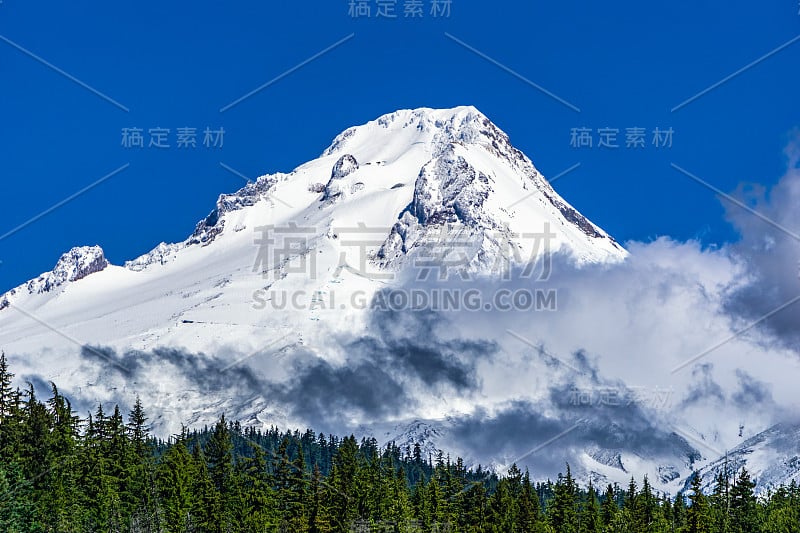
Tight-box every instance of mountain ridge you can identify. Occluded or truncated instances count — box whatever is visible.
[1,106,624,303]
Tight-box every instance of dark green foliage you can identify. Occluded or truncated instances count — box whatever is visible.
[729,468,758,533]
[549,463,578,532]
[0,356,797,532]
[688,472,713,533]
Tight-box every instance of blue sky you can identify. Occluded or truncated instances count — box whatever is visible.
[1,0,798,292]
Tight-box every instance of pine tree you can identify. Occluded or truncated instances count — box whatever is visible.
[308,463,332,533]
[412,479,428,528]
[126,395,149,460]
[157,433,195,533]
[20,383,51,488]
[460,481,488,532]
[191,442,216,532]
[601,484,617,528]
[488,478,516,532]
[579,482,602,533]
[39,383,82,529]
[236,440,277,532]
[624,476,638,515]
[0,384,23,464]
[729,468,757,533]
[548,464,578,533]
[516,468,544,532]
[275,435,308,530]
[687,473,713,533]
[80,403,117,531]
[673,491,688,532]
[205,415,235,532]
[289,442,309,531]
[0,461,35,531]
[428,457,452,529]
[0,351,15,421]
[635,475,662,531]
[710,467,731,533]
[328,435,359,531]
[388,464,413,530]
[762,481,800,532]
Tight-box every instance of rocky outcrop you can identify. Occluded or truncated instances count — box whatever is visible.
[20,246,109,296]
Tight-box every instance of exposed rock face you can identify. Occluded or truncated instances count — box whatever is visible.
[31,246,108,294]
[124,242,182,272]
[323,154,359,201]
[189,174,282,246]
[376,144,493,270]
[331,154,359,180]
[408,146,492,227]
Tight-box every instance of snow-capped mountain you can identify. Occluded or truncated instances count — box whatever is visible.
[0,106,624,352]
[1,105,763,495]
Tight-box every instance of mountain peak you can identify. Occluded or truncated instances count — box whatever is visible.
[123,105,624,271]
[321,105,493,158]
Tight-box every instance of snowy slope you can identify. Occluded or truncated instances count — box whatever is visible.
[0,106,734,494]
[688,422,800,495]
[0,106,624,356]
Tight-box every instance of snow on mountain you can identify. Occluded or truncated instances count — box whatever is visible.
[0,106,625,352]
[0,105,726,493]
[688,422,800,495]
[371,410,702,497]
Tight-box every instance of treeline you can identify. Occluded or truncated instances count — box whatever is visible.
[0,353,798,532]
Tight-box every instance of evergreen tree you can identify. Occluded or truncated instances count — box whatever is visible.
[328,435,359,531]
[762,482,800,532]
[461,482,488,533]
[710,467,731,533]
[601,484,617,528]
[308,463,332,533]
[126,395,149,458]
[274,435,309,530]
[579,482,602,533]
[205,414,235,532]
[635,475,663,531]
[624,476,638,516]
[237,441,277,532]
[548,464,578,533]
[673,491,688,532]
[157,433,195,533]
[488,477,516,532]
[40,383,81,529]
[0,461,35,532]
[516,468,544,532]
[191,442,216,532]
[387,465,413,530]
[0,351,15,421]
[687,473,713,533]
[20,383,50,485]
[729,468,757,533]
